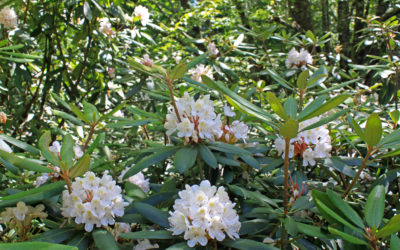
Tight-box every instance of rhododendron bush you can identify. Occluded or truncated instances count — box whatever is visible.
[0,0,400,249]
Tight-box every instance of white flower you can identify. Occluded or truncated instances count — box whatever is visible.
[224,104,235,117]
[208,43,219,56]
[228,121,248,142]
[99,18,113,36]
[1,202,47,224]
[0,139,12,153]
[113,222,131,238]
[0,6,17,29]
[189,64,213,83]
[49,141,61,155]
[134,239,159,250]
[274,116,331,166]
[33,173,49,187]
[61,171,128,232]
[168,180,241,247]
[128,172,150,193]
[134,5,150,26]
[13,201,28,221]
[285,48,312,69]
[73,145,84,159]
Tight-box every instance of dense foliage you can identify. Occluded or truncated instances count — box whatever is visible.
[0,0,400,249]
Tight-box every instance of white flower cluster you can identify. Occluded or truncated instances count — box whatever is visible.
[189,64,213,83]
[285,48,313,69]
[0,6,17,29]
[112,222,131,238]
[33,166,60,187]
[164,92,248,144]
[99,18,113,36]
[49,141,84,159]
[61,171,128,232]
[1,201,47,223]
[168,180,241,247]
[119,167,150,193]
[134,5,150,26]
[208,42,219,56]
[275,116,332,166]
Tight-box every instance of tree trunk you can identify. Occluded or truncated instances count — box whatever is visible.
[321,0,330,53]
[337,0,351,67]
[289,0,314,31]
[352,0,365,64]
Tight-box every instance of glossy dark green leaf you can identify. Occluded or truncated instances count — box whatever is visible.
[365,185,385,229]
[169,63,187,80]
[119,230,173,240]
[92,230,119,250]
[83,101,100,123]
[174,146,198,173]
[199,144,218,168]
[61,134,74,169]
[0,150,51,173]
[300,94,350,121]
[38,131,60,166]
[328,227,368,245]
[32,228,76,243]
[0,242,77,250]
[0,134,40,155]
[207,141,251,156]
[69,154,91,178]
[228,185,278,207]
[376,214,400,238]
[133,202,169,228]
[283,97,297,119]
[222,239,279,250]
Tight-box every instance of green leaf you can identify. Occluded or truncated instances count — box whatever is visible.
[69,103,90,124]
[0,150,52,173]
[123,146,179,179]
[69,154,91,178]
[364,113,382,147]
[314,199,362,233]
[296,222,329,238]
[391,235,400,249]
[52,110,85,126]
[307,66,328,88]
[99,102,126,122]
[106,119,157,128]
[283,97,297,119]
[300,94,350,121]
[389,110,400,124]
[365,185,385,229]
[301,108,349,131]
[169,63,187,80]
[174,146,197,173]
[38,131,60,166]
[297,95,327,121]
[239,155,260,169]
[207,141,251,156]
[32,228,76,243]
[85,133,105,155]
[279,118,299,139]
[92,230,119,250]
[133,202,169,228]
[351,118,366,142]
[222,239,279,250]
[326,189,364,228]
[376,214,400,238]
[328,227,368,245]
[166,242,193,250]
[119,230,173,240]
[83,101,100,123]
[61,134,74,169]
[0,242,77,250]
[83,2,92,20]
[0,134,40,155]
[199,144,218,168]
[228,185,278,207]
[297,70,309,90]
[266,92,287,120]
[0,181,66,208]
[239,219,270,235]
[378,129,400,147]
[265,68,294,90]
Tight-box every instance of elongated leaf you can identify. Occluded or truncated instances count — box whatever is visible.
[297,70,309,90]
[308,66,328,88]
[328,227,368,245]
[119,230,173,240]
[391,235,400,249]
[92,230,119,250]
[279,118,299,139]
[69,154,91,178]
[199,144,218,168]
[0,150,51,173]
[38,131,60,166]
[123,146,179,179]
[351,118,366,142]
[301,108,349,131]
[207,141,251,156]
[32,228,76,243]
[266,92,287,120]
[364,113,382,147]
[283,97,297,119]
[314,199,362,233]
[0,242,77,250]
[265,68,294,90]
[61,134,74,169]
[83,101,100,123]
[0,181,66,208]
[228,185,278,207]
[52,110,84,126]
[106,119,157,128]
[133,202,169,228]
[297,95,327,121]
[239,155,260,169]
[376,214,400,238]
[222,239,279,250]
[300,94,350,121]
[174,146,197,173]
[0,134,40,155]
[365,185,385,229]
[69,103,90,124]
[326,189,364,228]
[378,128,400,147]
[169,63,187,80]
[99,102,126,122]
[296,222,329,238]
